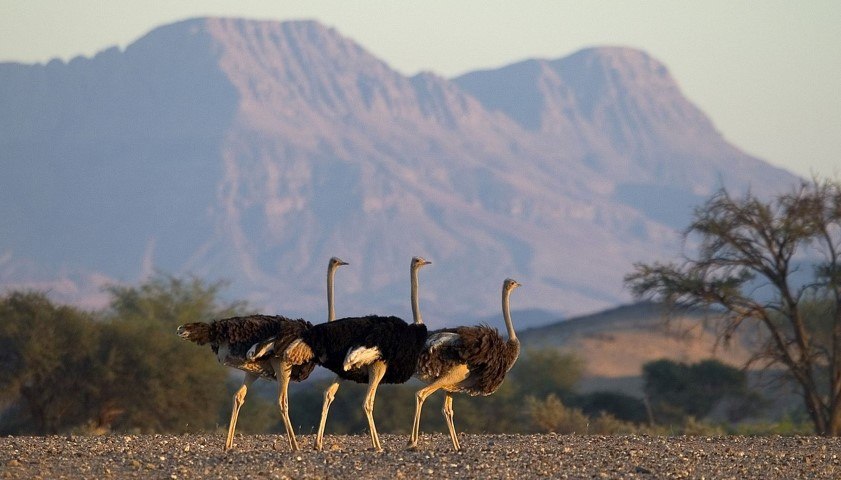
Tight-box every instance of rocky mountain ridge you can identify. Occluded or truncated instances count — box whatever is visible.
[0,18,798,325]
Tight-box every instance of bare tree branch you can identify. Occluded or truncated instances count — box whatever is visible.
[625,179,841,435]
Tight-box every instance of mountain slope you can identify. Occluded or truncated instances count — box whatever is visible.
[519,302,759,394]
[0,18,799,324]
[455,47,794,229]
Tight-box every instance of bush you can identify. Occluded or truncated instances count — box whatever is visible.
[574,391,649,424]
[509,348,583,400]
[643,358,761,425]
[527,394,589,433]
[588,411,640,435]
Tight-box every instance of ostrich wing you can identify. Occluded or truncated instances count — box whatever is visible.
[247,336,277,360]
[343,346,382,371]
[424,332,461,350]
[417,331,465,381]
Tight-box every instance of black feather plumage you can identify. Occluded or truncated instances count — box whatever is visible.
[418,325,520,396]
[179,315,315,381]
[301,315,428,384]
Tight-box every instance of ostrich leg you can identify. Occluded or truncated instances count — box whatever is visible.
[409,383,437,449]
[271,358,299,451]
[363,361,387,452]
[442,393,461,450]
[315,376,342,451]
[225,372,258,451]
[409,364,469,449]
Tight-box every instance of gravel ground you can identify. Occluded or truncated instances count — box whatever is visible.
[1,433,839,479]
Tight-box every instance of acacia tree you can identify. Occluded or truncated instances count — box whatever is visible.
[625,179,841,435]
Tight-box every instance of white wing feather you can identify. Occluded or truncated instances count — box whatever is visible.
[246,337,276,361]
[424,332,461,351]
[343,346,382,371]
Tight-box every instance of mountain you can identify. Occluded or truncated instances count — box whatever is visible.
[454,48,793,229]
[0,18,798,324]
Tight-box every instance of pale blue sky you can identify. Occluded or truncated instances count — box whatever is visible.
[3,1,839,178]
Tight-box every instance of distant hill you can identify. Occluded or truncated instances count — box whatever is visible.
[0,18,798,324]
[520,302,758,394]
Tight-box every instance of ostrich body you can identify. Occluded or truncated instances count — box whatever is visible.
[176,315,313,451]
[177,315,314,380]
[176,257,347,451]
[409,277,521,450]
[285,257,431,451]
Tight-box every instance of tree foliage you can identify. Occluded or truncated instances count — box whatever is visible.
[643,359,759,425]
[626,179,841,435]
[99,274,246,432]
[508,348,583,400]
[0,275,247,434]
[0,292,100,433]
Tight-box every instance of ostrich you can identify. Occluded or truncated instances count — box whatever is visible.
[176,256,348,451]
[284,256,431,451]
[409,277,522,450]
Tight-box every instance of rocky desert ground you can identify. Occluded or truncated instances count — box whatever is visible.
[2,433,840,479]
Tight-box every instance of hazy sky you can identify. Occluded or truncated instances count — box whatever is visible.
[3,1,839,179]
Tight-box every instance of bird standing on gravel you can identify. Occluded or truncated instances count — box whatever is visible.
[176,257,348,451]
[409,276,522,450]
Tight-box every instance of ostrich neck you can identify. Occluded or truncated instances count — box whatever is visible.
[411,267,423,325]
[503,288,516,341]
[327,265,336,322]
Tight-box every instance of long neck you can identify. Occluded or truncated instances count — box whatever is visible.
[502,287,516,341]
[411,266,423,325]
[327,264,337,322]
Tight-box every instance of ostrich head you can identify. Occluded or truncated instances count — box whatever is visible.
[504,278,521,292]
[329,257,349,269]
[411,256,431,270]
